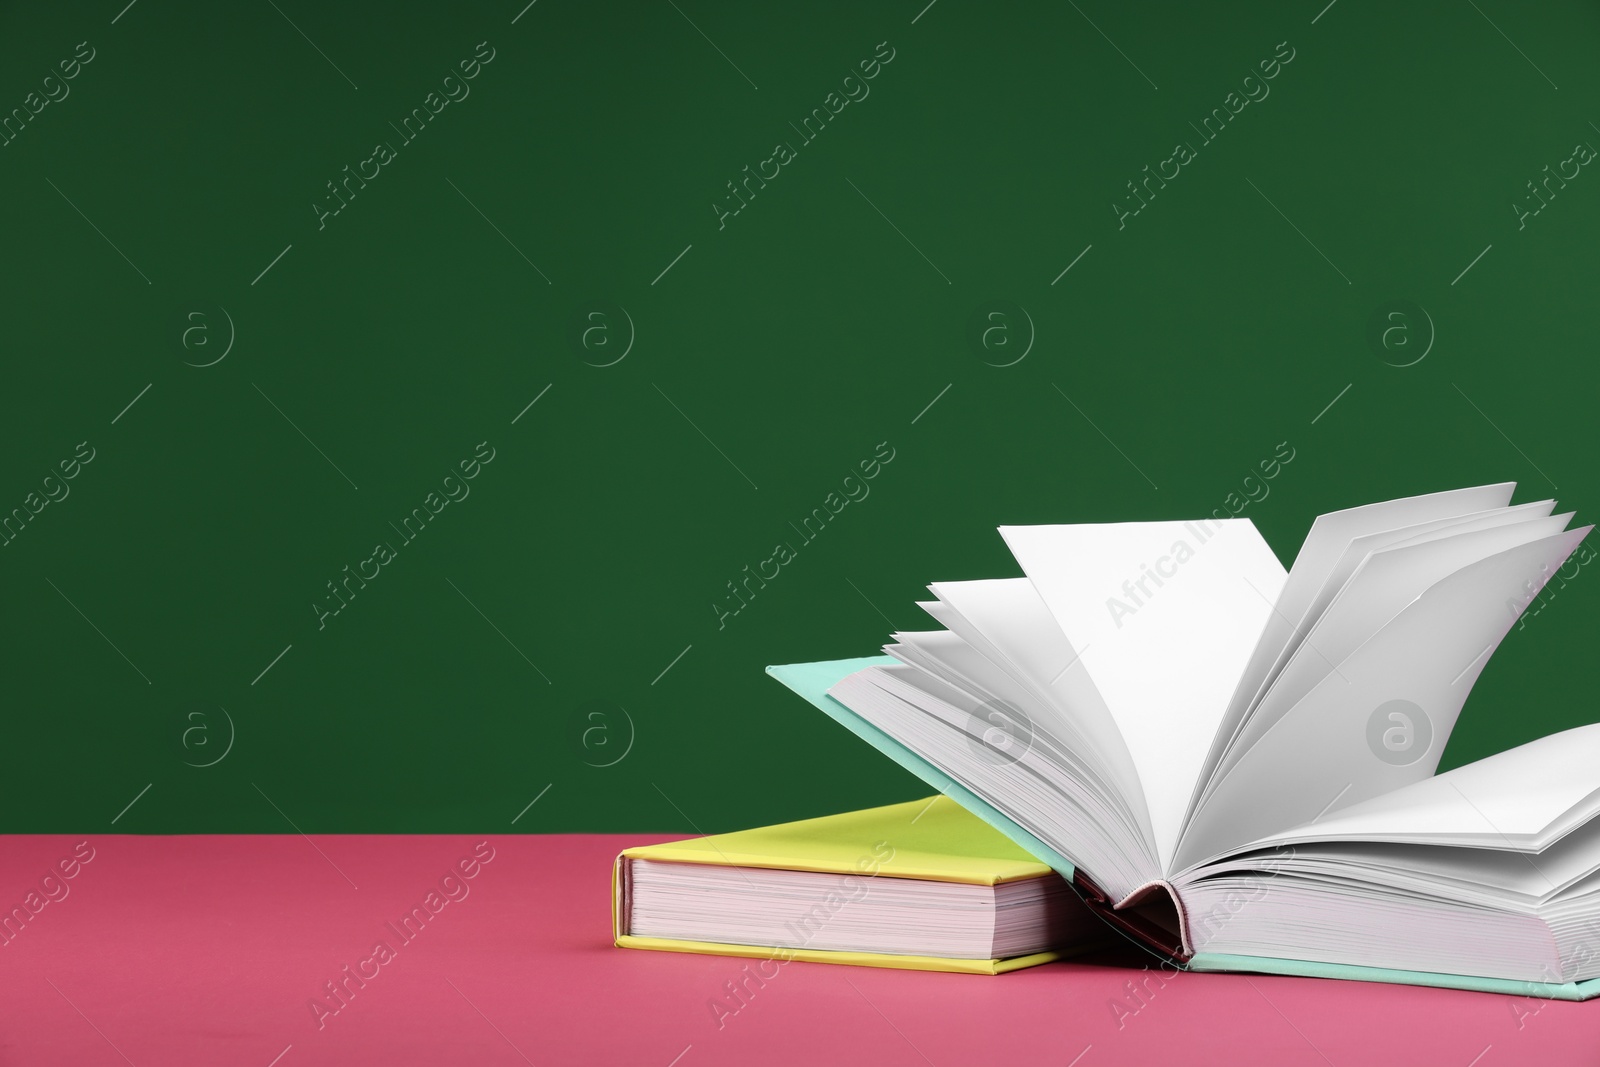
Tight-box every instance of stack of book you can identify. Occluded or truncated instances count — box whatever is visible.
[615,484,1600,998]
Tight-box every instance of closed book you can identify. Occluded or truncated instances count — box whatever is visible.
[613,796,1108,974]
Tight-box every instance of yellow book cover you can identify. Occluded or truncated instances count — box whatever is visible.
[613,796,1106,974]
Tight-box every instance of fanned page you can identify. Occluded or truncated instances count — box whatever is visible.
[999,520,1285,873]
[1176,523,1591,870]
[784,483,1600,988]
[1174,725,1600,982]
[1191,484,1517,816]
[1243,723,1600,853]
[919,578,1152,845]
[1201,508,1567,800]
[917,580,1140,795]
[826,663,1158,895]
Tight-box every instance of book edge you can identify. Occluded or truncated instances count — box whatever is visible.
[1188,952,1600,1000]
[615,933,1075,974]
[765,658,1080,883]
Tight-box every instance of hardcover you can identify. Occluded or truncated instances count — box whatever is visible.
[613,793,1101,973]
[768,655,1600,1000]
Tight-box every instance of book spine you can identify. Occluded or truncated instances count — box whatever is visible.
[1073,870,1192,963]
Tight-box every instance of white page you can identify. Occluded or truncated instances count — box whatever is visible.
[885,625,1137,830]
[1385,500,1556,549]
[1193,814,1600,903]
[1210,512,1573,783]
[830,665,1160,895]
[1000,519,1286,871]
[1247,723,1600,852]
[1177,876,1562,980]
[1255,500,1559,707]
[886,628,1116,787]
[1176,526,1591,871]
[1238,499,1551,725]
[1197,485,1516,803]
[886,629,1041,726]
[922,578,1148,835]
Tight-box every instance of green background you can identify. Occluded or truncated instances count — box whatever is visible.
[1,0,1595,834]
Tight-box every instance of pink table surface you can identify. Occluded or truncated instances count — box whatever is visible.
[0,833,1594,1066]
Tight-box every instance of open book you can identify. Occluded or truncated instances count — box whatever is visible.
[770,484,1600,998]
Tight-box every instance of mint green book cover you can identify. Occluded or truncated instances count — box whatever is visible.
[767,655,1600,1001]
